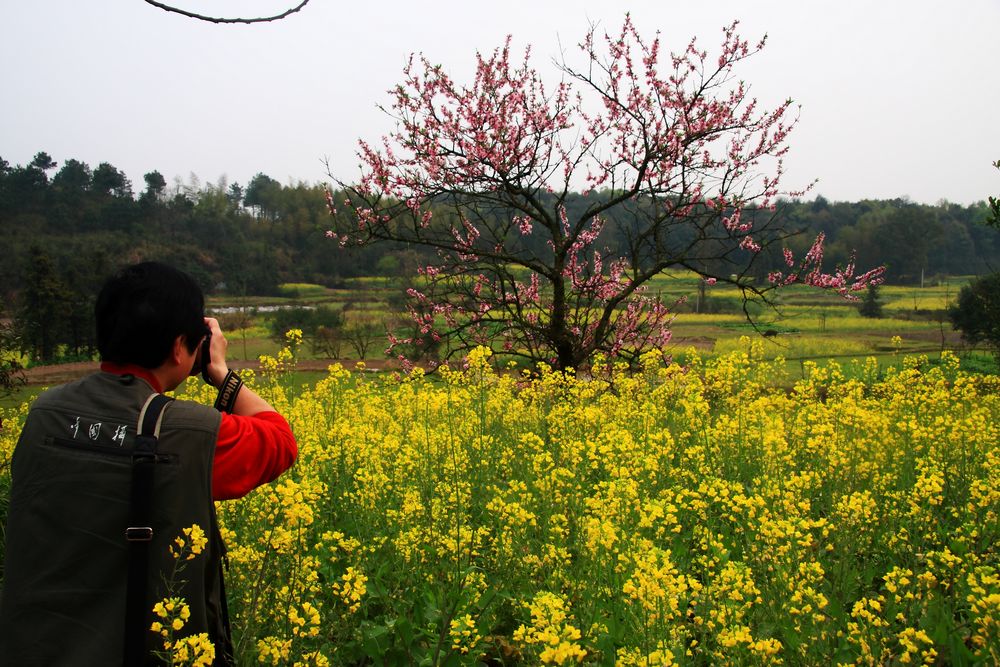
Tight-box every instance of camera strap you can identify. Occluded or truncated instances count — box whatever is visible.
[123,392,173,666]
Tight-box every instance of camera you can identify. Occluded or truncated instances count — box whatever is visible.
[189,326,213,384]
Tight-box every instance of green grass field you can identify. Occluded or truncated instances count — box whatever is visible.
[2,275,994,411]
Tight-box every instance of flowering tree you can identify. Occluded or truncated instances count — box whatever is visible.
[328,17,883,370]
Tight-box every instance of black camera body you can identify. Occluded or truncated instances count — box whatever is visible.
[200,332,213,384]
[189,327,213,385]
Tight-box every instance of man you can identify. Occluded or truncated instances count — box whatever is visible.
[0,262,297,666]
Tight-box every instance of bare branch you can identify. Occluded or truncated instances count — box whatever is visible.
[142,0,311,24]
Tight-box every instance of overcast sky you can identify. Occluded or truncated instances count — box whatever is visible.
[2,0,998,205]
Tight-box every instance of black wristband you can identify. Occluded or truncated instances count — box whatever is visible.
[213,370,243,413]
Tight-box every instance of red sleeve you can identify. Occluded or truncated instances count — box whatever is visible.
[212,411,297,500]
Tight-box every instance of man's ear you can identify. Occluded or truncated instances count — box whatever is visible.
[171,335,188,366]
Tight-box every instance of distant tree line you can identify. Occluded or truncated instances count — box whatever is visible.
[1,150,998,363]
[0,151,404,363]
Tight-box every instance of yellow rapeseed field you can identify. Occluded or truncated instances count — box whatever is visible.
[2,334,999,665]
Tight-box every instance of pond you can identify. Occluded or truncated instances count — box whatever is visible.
[208,304,316,315]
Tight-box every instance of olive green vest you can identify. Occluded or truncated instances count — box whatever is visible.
[0,371,230,666]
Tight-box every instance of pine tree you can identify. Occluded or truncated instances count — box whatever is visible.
[858,283,883,318]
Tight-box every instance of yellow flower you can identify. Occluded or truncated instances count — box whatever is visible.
[256,636,292,665]
[513,592,587,664]
[167,634,215,667]
[169,524,208,561]
[333,567,368,613]
[289,601,322,637]
[449,614,481,654]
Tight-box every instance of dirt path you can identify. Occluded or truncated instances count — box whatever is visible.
[21,361,101,386]
[19,358,405,386]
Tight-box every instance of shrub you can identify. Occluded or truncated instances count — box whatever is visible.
[948,273,1000,366]
[268,306,343,343]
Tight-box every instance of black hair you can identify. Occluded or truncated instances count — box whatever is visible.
[96,262,206,369]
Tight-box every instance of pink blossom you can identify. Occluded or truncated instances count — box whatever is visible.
[515,215,534,235]
[739,235,761,253]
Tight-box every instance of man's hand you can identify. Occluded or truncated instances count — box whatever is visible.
[203,316,278,416]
